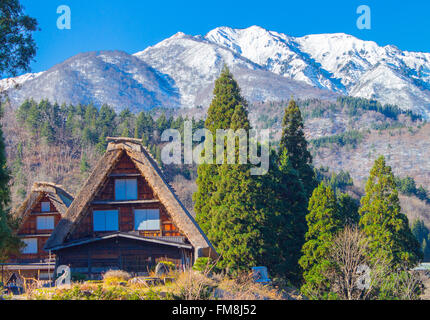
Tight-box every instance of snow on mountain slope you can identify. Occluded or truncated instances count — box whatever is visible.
[349,64,430,118]
[2,25,430,116]
[134,31,336,107]
[205,26,345,92]
[134,32,262,106]
[0,72,44,92]
[206,26,430,117]
[5,51,180,112]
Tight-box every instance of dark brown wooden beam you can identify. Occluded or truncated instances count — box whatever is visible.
[109,173,141,178]
[91,200,160,205]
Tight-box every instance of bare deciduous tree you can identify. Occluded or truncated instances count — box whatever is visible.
[326,226,425,300]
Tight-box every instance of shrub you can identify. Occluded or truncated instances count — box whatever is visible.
[71,272,87,282]
[154,261,177,277]
[103,270,131,286]
[192,257,221,274]
[174,270,216,300]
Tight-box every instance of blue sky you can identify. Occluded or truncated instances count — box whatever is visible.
[18,0,430,74]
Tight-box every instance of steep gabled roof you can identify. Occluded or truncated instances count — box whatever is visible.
[14,182,74,222]
[45,137,217,259]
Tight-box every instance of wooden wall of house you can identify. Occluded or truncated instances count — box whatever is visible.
[18,195,62,235]
[9,195,61,263]
[67,152,185,242]
[57,237,192,277]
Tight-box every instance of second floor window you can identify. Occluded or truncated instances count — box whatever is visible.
[115,179,137,201]
[37,216,55,230]
[41,202,50,212]
[93,210,119,232]
[22,238,38,254]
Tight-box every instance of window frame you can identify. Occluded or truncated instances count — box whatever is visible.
[115,179,138,201]
[41,201,51,212]
[22,238,38,254]
[93,210,119,232]
[134,209,161,231]
[36,216,55,230]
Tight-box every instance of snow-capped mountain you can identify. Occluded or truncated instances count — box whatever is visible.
[206,26,430,117]
[133,32,335,107]
[3,51,180,112]
[2,25,430,117]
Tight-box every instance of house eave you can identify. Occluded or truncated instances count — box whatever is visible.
[46,232,194,251]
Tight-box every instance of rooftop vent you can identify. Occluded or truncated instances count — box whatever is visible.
[106,137,143,153]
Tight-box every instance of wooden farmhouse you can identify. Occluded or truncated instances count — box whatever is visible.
[3,182,74,285]
[44,137,217,279]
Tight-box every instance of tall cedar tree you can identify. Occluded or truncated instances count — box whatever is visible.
[194,66,264,273]
[267,98,316,283]
[337,193,360,227]
[299,182,343,299]
[280,99,316,198]
[359,156,422,269]
[262,149,307,283]
[194,65,249,233]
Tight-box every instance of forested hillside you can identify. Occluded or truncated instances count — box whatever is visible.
[2,95,430,231]
[2,99,204,211]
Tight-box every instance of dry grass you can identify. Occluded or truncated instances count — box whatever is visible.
[103,270,132,286]
[173,269,287,300]
[217,273,284,300]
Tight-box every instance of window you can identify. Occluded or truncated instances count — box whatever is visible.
[22,238,38,254]
[37,216,55,230]
[115,179,137,200]
[41,202,50,212]
[93,210,119,232]
[135,209,160,231]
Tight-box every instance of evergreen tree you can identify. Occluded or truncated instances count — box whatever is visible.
[156,113,168,132]
[279,99,316,198]
[299,182,343,299]
[263,98,316,283]
[95,134,107,155]
[141,133,149,147]
[262,149,307,282]
[411,219,430,261]
[208,161,265,273]
[121,127,130,138]
[359,156,422,269]
[80,152,90,175]
[424,238,430,262]
[0,107,20,261]
[0,0,37,78]
[194,65,250,233]
[337,193,360,227]
[194,66,265,273]
[41,121,55,143]
[411,220,429,245]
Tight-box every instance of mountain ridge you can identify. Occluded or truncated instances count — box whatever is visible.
[1,25,430,117]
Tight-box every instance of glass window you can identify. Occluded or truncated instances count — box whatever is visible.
[115,179,137,200]
[22,238,38,254]
[135,209,160,231]
[37,216,55,230]
[41,202,50,212]
[93,210,119,232]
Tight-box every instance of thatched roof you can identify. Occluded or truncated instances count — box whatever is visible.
[45,137,217,259]
[14,182,74,222]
